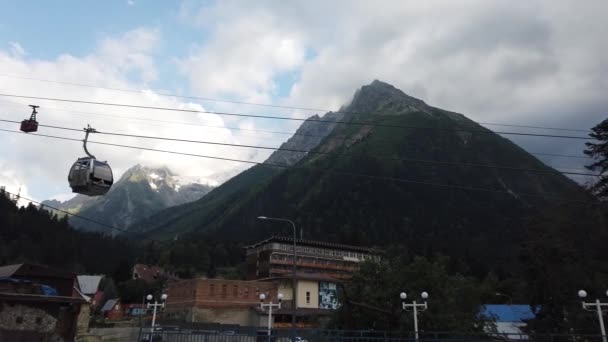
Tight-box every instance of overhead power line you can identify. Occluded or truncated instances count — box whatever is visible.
[0,128,601,205]
[0,99,591,160]
[0,93,593,140]
[0,188,162,243]
[0,118,599,177]
[0,73,591,133]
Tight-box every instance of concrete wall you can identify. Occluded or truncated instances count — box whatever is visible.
[87,327,139,341]
[76,304,91,336]
[297,280,319,309]
[191,307,259,326]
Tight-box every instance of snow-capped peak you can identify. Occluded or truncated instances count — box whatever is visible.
[149,172,162,180]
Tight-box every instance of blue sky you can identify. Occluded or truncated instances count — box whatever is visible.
[0,0,606,202]
[0,1,217,96]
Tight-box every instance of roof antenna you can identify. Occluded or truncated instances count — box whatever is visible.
[300,228,303,240]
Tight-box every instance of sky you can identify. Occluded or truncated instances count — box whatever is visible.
[0,0,606,203]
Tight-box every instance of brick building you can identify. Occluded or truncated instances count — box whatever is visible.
[166,279,278,325]
[165,237,381,328]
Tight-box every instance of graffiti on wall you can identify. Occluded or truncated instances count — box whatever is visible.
[318,282,340,310]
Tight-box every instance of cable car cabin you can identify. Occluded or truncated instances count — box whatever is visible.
[68,157,113,196]
[20,119,38,133]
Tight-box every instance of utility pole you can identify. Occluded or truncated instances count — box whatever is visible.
[146,294,168,339]
[400,291,429,342]
[578,290,608,342]
[260,293,283,342]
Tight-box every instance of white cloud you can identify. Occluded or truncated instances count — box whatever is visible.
[0,27,274,202]
[3,1,607,202]
[178,0,607,176]
[127,0,135,5]
[177,10,306,103]
[0,159,34,206]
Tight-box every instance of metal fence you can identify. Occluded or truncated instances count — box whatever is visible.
[137,329,607,342]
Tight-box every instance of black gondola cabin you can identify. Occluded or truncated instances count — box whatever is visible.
[68,157,113,196]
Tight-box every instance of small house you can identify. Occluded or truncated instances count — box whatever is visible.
[101,298,123,320]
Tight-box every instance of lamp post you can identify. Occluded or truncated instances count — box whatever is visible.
[146,293,167,337]
[257,216,298,336]
[400,291,429,342]
[260,293,283,342]
[578,289,608,342]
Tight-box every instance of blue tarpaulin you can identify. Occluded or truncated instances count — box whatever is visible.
[40,284,58,296]
[0,277,58,296]
[481,305,536,322]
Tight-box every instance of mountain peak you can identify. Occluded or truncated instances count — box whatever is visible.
[346,80,428,115]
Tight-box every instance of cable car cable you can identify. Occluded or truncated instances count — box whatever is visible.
[0,128,602,205]
[0,118,599,177]
[0,73,592,133]
[0,93,593,140]
[0,188,163,243]
[0,101,594,159]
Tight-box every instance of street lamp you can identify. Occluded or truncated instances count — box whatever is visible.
[578,289,608,342]
[260,293,283,342]
[257,216,298,335]
[400,291,429,342]
[146,294,168,337]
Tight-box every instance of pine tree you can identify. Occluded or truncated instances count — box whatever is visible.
[585,118,608,200]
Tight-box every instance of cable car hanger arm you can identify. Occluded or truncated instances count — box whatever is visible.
[83,125,97,159]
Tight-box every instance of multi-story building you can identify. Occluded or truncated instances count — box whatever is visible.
[165,236,381,328]
[245,236,380,281]
[245,236,381,327]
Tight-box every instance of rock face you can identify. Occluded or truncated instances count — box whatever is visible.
[265,111,345,166]
[42,165,213,232]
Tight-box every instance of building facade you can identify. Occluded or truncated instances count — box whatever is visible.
[0,263,88,341]
[166,279,278,326]
[245,236,380,281]
[165,237,380,328]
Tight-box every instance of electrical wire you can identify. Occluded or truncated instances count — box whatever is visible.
[0,118,599,177]
[0,188,162,243]
[0,128,602,205]
[0,73,591,133]
[0,93,593,140]
[0,99,593,160]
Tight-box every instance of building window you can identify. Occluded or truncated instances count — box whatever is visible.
[244,286,249,298]
[222,284,227,297]
[306,291,311,304]
[16,316,23,324]
[210,284,215,296]
[35,317,42,325]
[233,285,238,297]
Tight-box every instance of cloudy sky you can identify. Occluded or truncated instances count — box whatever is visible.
[0,0,606,203]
